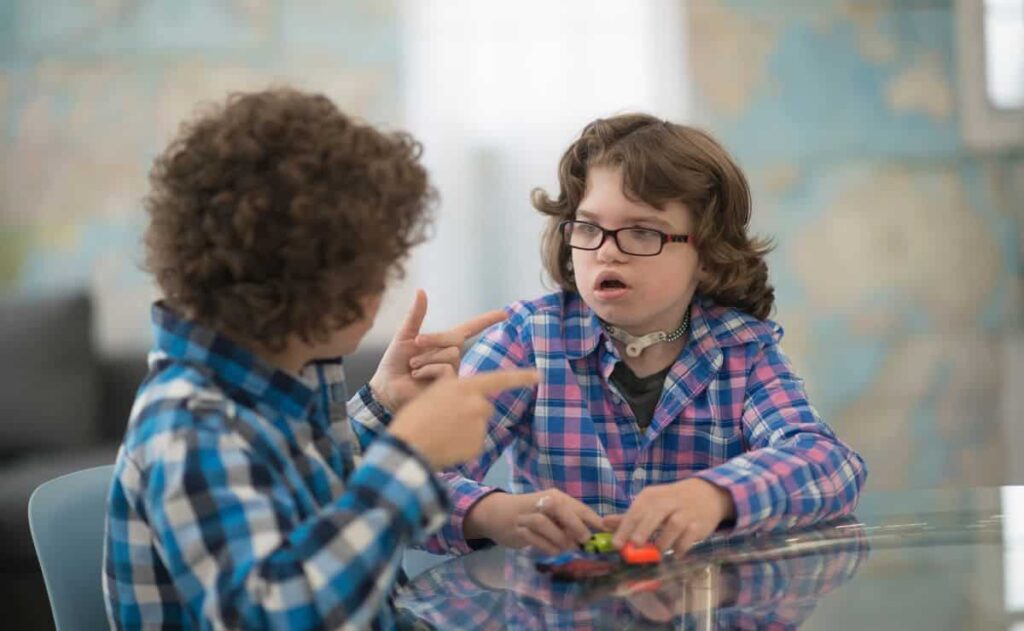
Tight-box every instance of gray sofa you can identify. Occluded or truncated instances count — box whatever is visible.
[0,290,386,630]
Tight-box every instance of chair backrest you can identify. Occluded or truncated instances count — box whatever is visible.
[28,464,115,631]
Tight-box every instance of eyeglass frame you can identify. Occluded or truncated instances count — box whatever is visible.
[558,219,692,257]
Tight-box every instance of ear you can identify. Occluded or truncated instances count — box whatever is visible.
[695,261,711,286]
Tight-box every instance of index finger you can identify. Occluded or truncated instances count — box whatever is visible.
[565,498,605,532]
[612,508,643,549]
[455,310,508,339]
[460,369,538,396]
[415,310,507,348]
[396,289,428,339]
[602,514,624,531]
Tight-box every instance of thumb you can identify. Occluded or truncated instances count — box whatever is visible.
[461,369,538,397]
[395,289,428,340]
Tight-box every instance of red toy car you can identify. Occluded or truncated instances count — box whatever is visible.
[620,541,662,565]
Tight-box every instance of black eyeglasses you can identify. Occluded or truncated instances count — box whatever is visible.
[559,220,690,257]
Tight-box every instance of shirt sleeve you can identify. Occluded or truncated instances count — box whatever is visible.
[136,416,450,630]
[301,358,393,458]
[348,384,394,456]
[692,335,868,534]
[422,314,536,555]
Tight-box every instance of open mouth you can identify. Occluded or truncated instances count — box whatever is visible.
[593,272,630,298]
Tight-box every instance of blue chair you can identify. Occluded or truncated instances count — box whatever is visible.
[28,464,114,631]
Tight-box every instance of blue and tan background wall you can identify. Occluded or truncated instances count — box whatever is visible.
[689,1,1023,489]
[1,0,1021,490]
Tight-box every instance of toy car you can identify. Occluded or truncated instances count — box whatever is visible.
[620,541,662,565]
[582,532,616,553]
[547,558,619,581]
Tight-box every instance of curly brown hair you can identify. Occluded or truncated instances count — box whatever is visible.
[532,113,775,320]
[144,88,435,349]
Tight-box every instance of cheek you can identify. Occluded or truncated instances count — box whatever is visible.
[570,250,592,278]
[640,257,698,290]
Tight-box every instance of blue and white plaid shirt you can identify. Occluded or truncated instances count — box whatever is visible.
[103,303,448,630]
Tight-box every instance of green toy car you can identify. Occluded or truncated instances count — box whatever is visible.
[582,531,616,553]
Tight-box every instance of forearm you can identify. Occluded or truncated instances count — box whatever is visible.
[156,435,447,629]
[421,473,504,554]
[728,341,868,533]
[694,432,866,533]
[462,490,530,540]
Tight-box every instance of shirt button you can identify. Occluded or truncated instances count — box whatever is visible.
[632,469,646,482]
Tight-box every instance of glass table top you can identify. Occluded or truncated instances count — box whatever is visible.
[394,486,1024,630]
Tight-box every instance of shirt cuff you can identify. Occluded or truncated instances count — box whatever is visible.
[692,461,788,535]
[349,384,394,430]
[348,433,452,540]
[436,479,503,555]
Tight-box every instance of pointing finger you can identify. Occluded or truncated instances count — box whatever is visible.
[415,309,507,348]
[460,369,538,396]
[396,289,428,340]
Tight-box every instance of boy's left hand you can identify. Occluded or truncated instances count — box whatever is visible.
[368,289,507,411]
[605,478,736,554]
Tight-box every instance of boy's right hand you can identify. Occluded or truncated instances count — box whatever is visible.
[464,489,606,554]
[388,369,538,470]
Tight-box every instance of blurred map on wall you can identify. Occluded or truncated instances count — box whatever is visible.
[0,0,402,350]
[0,0,1022,492]
[689,0,1023,490]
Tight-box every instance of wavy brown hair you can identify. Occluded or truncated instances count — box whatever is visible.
[533,113,775,320]
[144,88,435,350]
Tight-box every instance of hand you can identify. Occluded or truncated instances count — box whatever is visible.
[368,289,507,411]
[388,369,537,470]
[605,478,736,553]
[464,489,607,554]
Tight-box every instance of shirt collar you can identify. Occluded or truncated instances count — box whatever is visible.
[150,302,316,418]
[561,291,774,360]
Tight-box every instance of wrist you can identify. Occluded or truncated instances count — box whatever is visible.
[698,479,736,524]
[368,377,396,412]
[463,491,510,541]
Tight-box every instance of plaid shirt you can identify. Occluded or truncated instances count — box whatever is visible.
[103,304,450,630]
[420,291,866,554]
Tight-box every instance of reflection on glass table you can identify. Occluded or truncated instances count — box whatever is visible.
[395,487,1024,630]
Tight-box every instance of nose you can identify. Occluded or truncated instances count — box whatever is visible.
[596,233,628,263]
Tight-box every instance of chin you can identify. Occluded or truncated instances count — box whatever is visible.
[582,298,633,327]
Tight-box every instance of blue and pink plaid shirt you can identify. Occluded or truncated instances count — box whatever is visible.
[421,291,866,554]
[103,303,448,630]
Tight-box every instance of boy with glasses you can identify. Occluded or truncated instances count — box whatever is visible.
[406,114,866,558]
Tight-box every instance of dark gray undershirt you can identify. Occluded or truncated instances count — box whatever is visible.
[610,362,671,431]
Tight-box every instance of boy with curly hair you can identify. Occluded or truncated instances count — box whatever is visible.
[102,88,535,630]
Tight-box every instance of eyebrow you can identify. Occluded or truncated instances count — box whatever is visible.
[576,209,676,231]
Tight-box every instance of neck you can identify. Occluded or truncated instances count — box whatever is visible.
[252,341,310,377]
[602,305,691,377]
[614,337,685,377]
